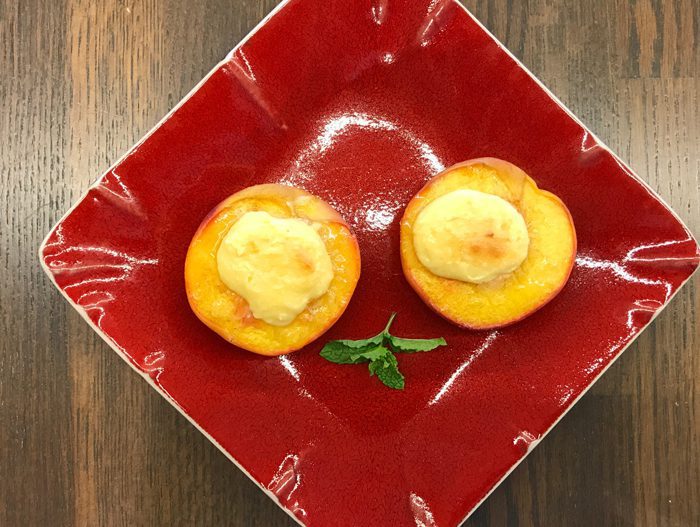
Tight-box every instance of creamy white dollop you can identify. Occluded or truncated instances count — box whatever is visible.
[216,211,333,326]
[413,189,529,283]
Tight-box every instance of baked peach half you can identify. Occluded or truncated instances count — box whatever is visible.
[185,184,361,355]
[400,158,576,329]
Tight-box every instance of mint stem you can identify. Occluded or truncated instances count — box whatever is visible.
[382,312,397,336]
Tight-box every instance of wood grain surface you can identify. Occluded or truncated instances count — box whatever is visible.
[1,1,698,525]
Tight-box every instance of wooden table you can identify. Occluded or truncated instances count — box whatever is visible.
[2,1,698,525]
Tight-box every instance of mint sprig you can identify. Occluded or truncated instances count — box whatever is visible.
[319,313,447,390]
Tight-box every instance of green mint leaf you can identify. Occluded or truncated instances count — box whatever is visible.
[319,313,445,389]
[319,325,386,364]
[320,341,372,364]
[332,334,384,349]
[368,353,405,390]
[352,345,391,363]
[389,336,447,353]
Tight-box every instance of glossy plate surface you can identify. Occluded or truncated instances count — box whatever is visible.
[41,0,699,525]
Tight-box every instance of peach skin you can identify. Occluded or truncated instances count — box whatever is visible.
[185,184,361,355]
[400,158,576,329]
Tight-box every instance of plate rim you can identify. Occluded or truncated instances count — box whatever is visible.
[39,0,699,525]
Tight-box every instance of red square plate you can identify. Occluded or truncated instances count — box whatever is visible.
[41,0,699,525]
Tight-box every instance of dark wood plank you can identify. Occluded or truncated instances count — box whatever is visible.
[1,1,697,526]
[1,1,74,525]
